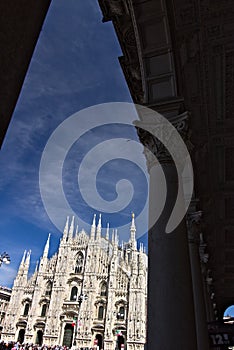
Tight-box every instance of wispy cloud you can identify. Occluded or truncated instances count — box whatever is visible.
[0,1,135,287]
[0,264,18,288]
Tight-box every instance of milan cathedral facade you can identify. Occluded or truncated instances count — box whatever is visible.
[2,214,147,350]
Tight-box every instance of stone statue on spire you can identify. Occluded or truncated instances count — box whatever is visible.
[130,212,137,250]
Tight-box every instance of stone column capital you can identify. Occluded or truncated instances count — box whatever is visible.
[135,111,192,171]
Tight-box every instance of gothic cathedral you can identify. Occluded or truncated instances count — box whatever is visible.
[2,214,147,350]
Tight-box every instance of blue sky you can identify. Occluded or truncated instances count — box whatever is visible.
[1,1,232,319]
[224,305,234,317]
[0,1,148,287]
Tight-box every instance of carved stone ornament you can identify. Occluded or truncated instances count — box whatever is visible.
[206,269,213,286]
[136,111,191,170]
[108,0,126,17]
[199,233,209,266]
[125,63,144,104]
[137,127,172,167]
[186,211,202,244]
[124,27,136,47]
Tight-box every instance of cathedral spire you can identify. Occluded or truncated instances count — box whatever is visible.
[19,250,27,269]
[17,250,27,277]
[131,212,136,231]
[106,223,110,240]
[112,229,115,244]
[96,214,102,240]
[16,250,30,284]
[131,248,138,275]
[43,233,51,259]
[75,225,79,238]
[63,216,69,240]
[139,244,145,276]
[113,229,118,255]
[115,229,118,245]
[22,250,31,280]
[24,250,31,273]
[112,229,118,255]
[90,214,96,240]
[125,248,129,264]
[121,241,124,258]
[69,216,75,240]
[34,260,39,273]
[130,212,137,250]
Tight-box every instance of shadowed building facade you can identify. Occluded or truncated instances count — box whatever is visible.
[98,1,234,349]
[2,215,147,350]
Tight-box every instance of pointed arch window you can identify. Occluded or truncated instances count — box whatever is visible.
[75,252,84,273]
[23,303,30,316]
[100,281,107,297]
[117,306,125,320]
[41,304,47,317]
[98,305,104,320]
[70,286,78,301]
[45,281,53,296]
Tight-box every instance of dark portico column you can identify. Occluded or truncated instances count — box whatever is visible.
[137,113,197,350]
[187,209,210,350]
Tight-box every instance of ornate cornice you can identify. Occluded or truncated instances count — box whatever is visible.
[98,0,144,103]
[98,0,129,22]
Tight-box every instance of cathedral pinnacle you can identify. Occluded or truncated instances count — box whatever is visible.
[90,213,96,240]
[96,214,102,240]
[20,250,31,280]
[106,223,110,240]
[114,229,119,247]
[113,229,118,254]
[19,250,27,268]
[98,213,102,227]
[43,233,51,259]
[115,229,118,243]
[75,225,79,238]
[139,242,143,253]
[121,241,124,258]
[17,250,27,278]
[131,212,136,230]
[130,212,137,250]
[69,216,75,239]
[34,260,39,273]
[25,250,31,268]
[63,216,69,240]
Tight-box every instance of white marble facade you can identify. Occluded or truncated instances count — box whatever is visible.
[2,214,147,350]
